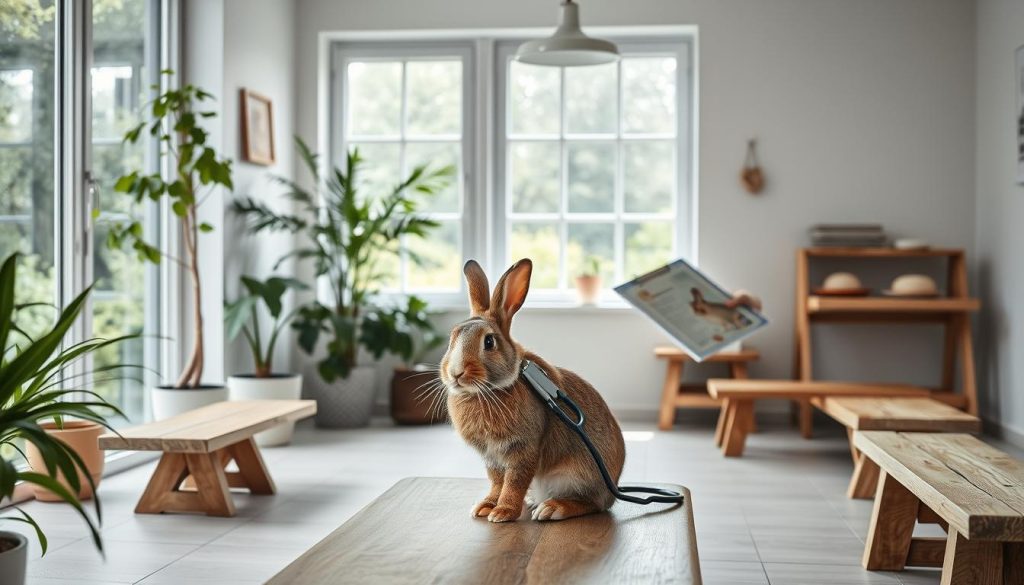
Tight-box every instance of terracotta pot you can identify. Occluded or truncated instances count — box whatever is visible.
[574,275,602,305]
[25,420,105,502]
[391,368,446,425]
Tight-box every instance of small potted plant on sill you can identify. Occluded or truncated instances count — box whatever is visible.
[575,256,604,305]
[234,138,452,428]
[108,71,234,419]
[224,275,307,446]
[1,253,128,584]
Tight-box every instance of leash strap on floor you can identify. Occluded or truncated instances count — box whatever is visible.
[520,360,685,505]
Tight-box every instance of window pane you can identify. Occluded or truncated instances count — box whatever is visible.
[567,223,614,283]
[622,57,676,134]
[509,61,560,135]
[509,141,559,213]
[92,0,153,424]
[567,142,614,213]
[405,141,460,213]
[349,142,401,202]
[624,222,673,278]
[0,69,33,142]
[406,60,460,136]
[509,223,559,288]
[348,61,401,136]
[565,62,616,134]
[406,220,460,290]
[624,141,674,213]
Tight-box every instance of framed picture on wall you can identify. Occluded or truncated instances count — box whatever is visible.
[240,88,275,166]
[1017,45,1024,183]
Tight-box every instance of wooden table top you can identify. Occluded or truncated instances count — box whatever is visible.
[267,477,701,585]
[707,379,929,399]
[818,397,980,432]
[98,400,316,453]
[654,345,760,362]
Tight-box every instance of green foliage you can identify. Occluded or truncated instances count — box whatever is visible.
[580,255,602,277]
[361,296,443,365]
[0,253,132,556]
[234,138,452,382]
[224,276,307,377]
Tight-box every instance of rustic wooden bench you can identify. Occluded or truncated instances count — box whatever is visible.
[706,379,929,457]
[655,345,760,431]
[856,432,1024,584]
[267,477,702,584]
[99,400,316,517]
[815,397,981,499]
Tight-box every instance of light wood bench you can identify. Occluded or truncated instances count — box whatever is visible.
[267,477,702,584]
[856,432,1024,584]
[99,400,316,517]
[706,379,929,457]
[815,397,981,499]
[655,346,760,431]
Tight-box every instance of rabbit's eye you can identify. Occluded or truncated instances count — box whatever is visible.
[483,334,495,351]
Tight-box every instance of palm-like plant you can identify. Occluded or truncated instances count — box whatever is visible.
[233,138,452,382]
[0,253,130,555]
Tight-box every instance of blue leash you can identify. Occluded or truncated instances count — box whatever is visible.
[520,360,684,505]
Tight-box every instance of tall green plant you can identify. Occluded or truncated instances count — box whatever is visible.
[0,253,130,555]
[233,138,452,382]
[224,275,307,377]
[106,71,233,388]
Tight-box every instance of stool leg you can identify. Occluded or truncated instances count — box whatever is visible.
[941,531,1002,585]
[135,453,190,514]
[185,452,236,517]
[864,470,919,570]
[658,361,683,431]
[714,398,731,447]
[728,362,756,433]
[228,437,276,495]
[848,456,880,500]
[799,400,813,439]
[722,400,752,457]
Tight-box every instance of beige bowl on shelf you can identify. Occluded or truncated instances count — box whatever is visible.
[884,274,940,297]
[814,272,870,296]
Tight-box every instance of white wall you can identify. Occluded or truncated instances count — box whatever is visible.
[294,0,977,414]
[975,0,1024,440]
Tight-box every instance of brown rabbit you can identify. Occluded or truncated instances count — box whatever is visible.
[441,258,626,523]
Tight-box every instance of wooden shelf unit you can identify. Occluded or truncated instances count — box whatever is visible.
[793,247,980,438]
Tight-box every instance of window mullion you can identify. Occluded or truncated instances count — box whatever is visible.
[398,60,409,293]
[614,58,625,285]
[558,65,568,290]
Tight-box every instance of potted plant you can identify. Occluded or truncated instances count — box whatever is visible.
[224,275,307,445]
[1,253,128,583]
[357,296,444,425]
[107,72,234,419]
[575,256,603,305]
[234,139,452,427]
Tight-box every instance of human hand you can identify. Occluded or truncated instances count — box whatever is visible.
[725,289,762,312]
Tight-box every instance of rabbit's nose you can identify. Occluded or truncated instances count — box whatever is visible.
[452,370,465,383]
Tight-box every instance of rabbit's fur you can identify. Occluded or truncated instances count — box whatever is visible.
[441,259,626,523]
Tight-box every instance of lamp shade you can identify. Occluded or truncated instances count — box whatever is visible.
[515,1,619,67]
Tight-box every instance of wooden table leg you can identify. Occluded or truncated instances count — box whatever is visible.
[847,456,881,500]
[1004,543,1024,584]
[722,400,753,457]
[135,452,191,514]
[658,360,683,431]
[714,398,731,447]
[185,452,236,517]
[729,362,756,433]
[227,437,276,495]
[941,531,1003,585]
[864,470,919,570]
[799,400,814,439]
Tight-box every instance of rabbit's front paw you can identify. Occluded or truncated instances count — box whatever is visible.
[471,500,496,518]
[487,504,521,523]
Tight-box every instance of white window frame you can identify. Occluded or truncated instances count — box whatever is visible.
[323,28,696,309]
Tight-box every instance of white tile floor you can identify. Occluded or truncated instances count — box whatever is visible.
[10,416,1019,585]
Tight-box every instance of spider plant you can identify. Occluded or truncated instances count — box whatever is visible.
[0,253,130,555]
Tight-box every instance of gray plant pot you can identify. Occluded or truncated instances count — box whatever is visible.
[0,531,27,585]
[307,366,377,428]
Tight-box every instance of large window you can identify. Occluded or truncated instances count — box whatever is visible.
[0,0,166,426]
[331,36,691,304]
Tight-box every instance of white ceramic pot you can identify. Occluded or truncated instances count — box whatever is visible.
[306,366,376,428]
[227,374,303,446]
[151,385,228,420]
[0,531,27,585]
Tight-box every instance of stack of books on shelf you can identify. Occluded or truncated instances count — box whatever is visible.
[809,224,888,247]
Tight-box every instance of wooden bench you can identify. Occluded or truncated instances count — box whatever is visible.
[856,432,1024,584]
[655,345,760,431]
[815,397,981,499]
[267,477,702,584]
[706,379,930,457]
[99,400,316,517]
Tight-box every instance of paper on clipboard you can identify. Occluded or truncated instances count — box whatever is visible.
[614,259,768,362]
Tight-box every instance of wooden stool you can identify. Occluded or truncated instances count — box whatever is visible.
[99,400,316,517]
[655,345,759,431]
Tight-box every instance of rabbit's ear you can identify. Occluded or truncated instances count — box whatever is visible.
[491,259,532,330]
[463,260,490,315]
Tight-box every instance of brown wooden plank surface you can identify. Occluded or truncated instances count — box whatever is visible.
[266,477,701,585]
[804,247,963,258]
[855,432,1024,541]
[654,346,760,363]
[806,297,980,314]
[819,397,980,432]
[707,379,929,400]
[98,400,316,452]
